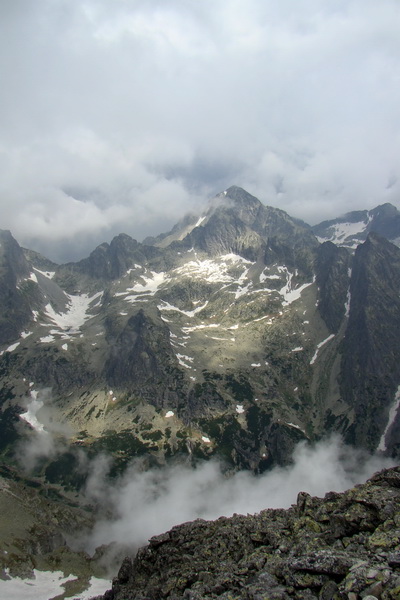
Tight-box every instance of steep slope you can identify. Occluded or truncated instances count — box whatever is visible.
[313,202,400,249]
[0,188,399,483]
[0,230,43,345]
[341,233,400,453]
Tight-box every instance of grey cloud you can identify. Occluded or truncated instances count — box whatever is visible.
[0,0,399,259]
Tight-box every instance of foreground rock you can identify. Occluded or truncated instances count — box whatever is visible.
[95,467,400,600]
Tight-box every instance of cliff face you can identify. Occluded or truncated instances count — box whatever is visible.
[0,229,42,345]
[341,233,400,452]
[95,467,400,600]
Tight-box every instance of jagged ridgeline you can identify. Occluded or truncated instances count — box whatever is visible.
[1,186,400,483]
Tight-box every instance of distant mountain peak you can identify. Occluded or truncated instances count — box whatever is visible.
[221,185,259,202]
[313,202,400,249]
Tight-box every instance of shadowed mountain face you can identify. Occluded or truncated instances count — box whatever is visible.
[0,187,399,482]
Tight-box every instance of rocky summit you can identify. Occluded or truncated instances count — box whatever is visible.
[0,186,400,482]
[93,466,400,600]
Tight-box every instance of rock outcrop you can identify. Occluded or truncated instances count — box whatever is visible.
[94,467,400,600]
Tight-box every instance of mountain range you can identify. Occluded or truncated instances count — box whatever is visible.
[1,186,400,483]
[1,185,400,596]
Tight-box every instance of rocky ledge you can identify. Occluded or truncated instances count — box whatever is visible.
[94,467,400,600]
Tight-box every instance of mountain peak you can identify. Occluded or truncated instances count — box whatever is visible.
[217,186,262,209]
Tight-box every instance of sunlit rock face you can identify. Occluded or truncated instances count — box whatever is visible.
[0,186,400,477]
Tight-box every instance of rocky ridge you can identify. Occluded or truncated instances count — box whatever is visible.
[94,466,400,600]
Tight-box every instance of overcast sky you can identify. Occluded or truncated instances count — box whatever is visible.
[1,0,400,261]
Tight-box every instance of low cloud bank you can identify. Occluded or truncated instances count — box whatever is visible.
[83,436,395,555]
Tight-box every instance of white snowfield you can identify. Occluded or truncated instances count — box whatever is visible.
[44,291,103,333]
[316,219,368,247]
[0,570,109,600]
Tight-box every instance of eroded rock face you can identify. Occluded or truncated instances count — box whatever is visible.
[95,467,400,600]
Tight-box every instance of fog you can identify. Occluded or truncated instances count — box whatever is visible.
[16,388,72,472]
[83,436,395,556]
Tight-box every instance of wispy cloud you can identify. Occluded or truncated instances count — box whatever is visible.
[16,388,72,472]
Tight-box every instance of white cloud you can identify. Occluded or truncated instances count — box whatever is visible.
[0,0,399,259]
[83,436,394,557]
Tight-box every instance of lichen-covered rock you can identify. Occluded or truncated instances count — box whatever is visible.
[94,467,400,600]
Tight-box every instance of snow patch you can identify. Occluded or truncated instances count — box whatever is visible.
[6,342,20,352]
[124,271,167,302]
[202,436,211,443]
[310,334,335,365]
[0,570,109,600]
[182,323,219,333]
[378,385,400,451]
[34,268,55,279]
[176,354,194,368]
[165,411,174,418]
[236,404,245,414]
[194,216,206,228]
[278,268,313,306]
[44,291,102,333]
[39,335,55,343]
[345,289,351,317]
[286,422,306,434]
[158,300,209,318]
[174,255,251,285]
